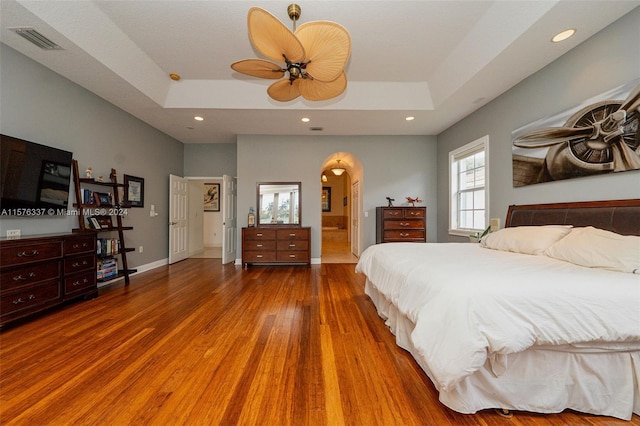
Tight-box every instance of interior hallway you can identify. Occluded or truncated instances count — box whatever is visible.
[321,239,359,264]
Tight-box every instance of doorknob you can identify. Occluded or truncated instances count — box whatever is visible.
[169,221,178,225]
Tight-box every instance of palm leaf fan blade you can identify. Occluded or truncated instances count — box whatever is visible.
[247,7,305,64]
[299,72,347,101]
[231,59,285,79]
[295,21,351,82]
[267,79,302,102]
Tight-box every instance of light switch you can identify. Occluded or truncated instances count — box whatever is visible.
[490,218,500,231]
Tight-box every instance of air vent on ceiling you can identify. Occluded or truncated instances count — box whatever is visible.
[10,28,62,50]
[310,127,324,132]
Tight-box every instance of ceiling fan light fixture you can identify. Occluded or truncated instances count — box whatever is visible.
[230,4,351,102]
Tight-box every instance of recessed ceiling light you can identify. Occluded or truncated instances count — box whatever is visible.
[301,117,310,122]
[194,116,204,121]
[405,116,415,121]
[551,28,576,43]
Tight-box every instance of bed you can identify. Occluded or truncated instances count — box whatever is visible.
[355,199,640,420]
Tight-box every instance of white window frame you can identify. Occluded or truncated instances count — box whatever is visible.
[448,135,489,237]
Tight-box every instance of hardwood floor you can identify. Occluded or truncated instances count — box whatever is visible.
[1,260,637,425]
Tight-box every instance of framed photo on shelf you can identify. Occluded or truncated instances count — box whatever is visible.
[93,192,112,206]
[204,182,220,212]
[94,216,113,229]
[88,216,102,230]
[322,187,331,212]
[124,174,144,208]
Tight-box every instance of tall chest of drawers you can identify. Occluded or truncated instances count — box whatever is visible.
[0,232,97,327]
[376,206,427,243]
[242,227,311,267]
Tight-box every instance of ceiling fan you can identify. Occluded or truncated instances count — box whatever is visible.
[230,4,351,102]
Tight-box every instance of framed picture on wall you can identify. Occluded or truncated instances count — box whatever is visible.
[322,186,331,212]
[204,183,220,212]
[124,174,144,207]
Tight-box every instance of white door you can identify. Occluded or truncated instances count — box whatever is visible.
[169,174,189,264]
[221,174,237,264]
[351,180,360,257]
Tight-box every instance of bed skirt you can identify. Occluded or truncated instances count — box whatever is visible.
[364,278,640,420]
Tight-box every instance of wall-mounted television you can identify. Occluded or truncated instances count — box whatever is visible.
[1,134,73,215]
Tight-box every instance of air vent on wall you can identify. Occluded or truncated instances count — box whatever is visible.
[10,28,62,50]
[310,127,324,132]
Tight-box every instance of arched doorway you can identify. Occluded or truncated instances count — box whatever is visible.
[320,152,362,263]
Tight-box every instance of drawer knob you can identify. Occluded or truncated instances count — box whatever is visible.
[256,255,263,258]
[256,244,263,247]
[17,250,40,258]
[400,233,409,237]
[73,279,89,287]
[289,244,296,248]
[289,233,296,237]
[400,222,409,227]
[289,254,296,258]
[13,294,36,304]
[13,272,36,281]
[256,233,263,237]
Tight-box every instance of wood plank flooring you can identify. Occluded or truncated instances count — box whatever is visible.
[1,259,637,425]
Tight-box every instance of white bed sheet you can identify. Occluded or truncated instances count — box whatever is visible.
[356,243,640,419]
[365,280,640,420]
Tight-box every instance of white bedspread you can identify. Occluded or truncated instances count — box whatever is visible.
[355,243,640,392]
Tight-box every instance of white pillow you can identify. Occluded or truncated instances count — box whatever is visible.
[545,226,640,274]
[480,225,573,255]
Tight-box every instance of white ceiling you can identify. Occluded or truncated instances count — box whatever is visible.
[1,1,637,144]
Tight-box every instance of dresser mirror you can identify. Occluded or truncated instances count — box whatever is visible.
[256,182,301,226]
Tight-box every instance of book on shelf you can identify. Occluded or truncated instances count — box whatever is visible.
[82,189,95,204]
[97,257,118,280]
[97,238,121,255]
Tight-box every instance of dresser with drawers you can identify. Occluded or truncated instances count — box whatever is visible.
[376,206,426,243]
[242,226,311,267]
[0,232,97,327]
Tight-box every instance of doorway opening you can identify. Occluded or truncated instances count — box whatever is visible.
[320,152,361,264]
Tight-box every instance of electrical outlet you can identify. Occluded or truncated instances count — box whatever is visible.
[139,246,143,253]
[490,218,500,232]
[6,229,21,238]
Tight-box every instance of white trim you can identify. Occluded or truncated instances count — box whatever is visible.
[449,135,490,236]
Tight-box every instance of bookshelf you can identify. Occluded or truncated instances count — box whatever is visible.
[72,159,136,285]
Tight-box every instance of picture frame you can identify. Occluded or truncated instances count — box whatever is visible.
[94,215,113,229]
[322,186,331,212]
[204,183,220,212]
[88,216,102,230]
[93,192,112,206]
[124,174,144,208]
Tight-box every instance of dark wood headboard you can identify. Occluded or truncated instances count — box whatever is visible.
[505,199,640,236]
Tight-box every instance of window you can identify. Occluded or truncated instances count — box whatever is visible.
[449,135,489,236]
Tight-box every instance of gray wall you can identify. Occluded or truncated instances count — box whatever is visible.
[0,44,184,268]
[184,143,237,177]
[436,8,640,242]
[237,135,438,261]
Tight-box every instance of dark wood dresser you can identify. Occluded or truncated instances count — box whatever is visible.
[376,206,426,243]
[0,232,97,327]
[242,227,311,267]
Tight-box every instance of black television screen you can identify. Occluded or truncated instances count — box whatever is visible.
[1,134,73,216]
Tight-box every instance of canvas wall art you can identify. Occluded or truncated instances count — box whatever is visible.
[512,80,639,187]
[204,183,220,212]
